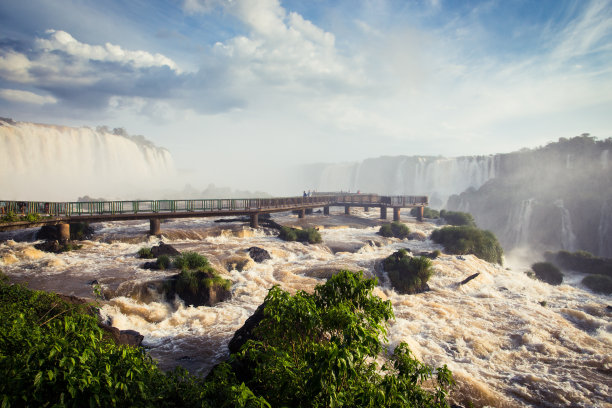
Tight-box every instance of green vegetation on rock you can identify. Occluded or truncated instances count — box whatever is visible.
[137,247,155,259]
[544,250,612,279]
[531,262,563,285]
[279,226,322,244]
[383,249,434,294]
[439,210,476,227]
[378,221,410,239]
[0,273,205,408]
[431,226,503,264]
[582,274,612,295]
[216,270,453,407]
[173,251,210,270]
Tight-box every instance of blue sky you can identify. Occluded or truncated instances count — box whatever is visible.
[1,0,611,190]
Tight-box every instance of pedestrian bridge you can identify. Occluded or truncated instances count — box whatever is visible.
[0,193,427,239]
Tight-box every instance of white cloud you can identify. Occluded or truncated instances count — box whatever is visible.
[35,29,181,73]
[0,89,57,105]
[0,51,33,83]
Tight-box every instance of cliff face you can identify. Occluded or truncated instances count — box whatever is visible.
[447,135,612,256]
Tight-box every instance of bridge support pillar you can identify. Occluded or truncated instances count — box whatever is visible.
[150,219,161,236]
[250,213,259,228]
[345,206,351,215]
[416,206,424,222]
[364,206,369,212]
[298,209,306,219]
[380,207,387,220]
[324,206,330,215]
[58,222,70,242]
[393,207,401,222]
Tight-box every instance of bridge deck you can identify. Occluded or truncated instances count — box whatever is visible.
[0,194,427,232]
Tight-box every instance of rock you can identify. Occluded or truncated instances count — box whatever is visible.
[37,225,60,241]
[247,247,271,263]
[34,240,63,253]
[142,261,158,270]
[98,323,144,347]
[606,305,612,313]
[459,273,480,286]
[166,270,232,307]
[151,242,180,257]
[228,302,266,354]
[225,255,254,272]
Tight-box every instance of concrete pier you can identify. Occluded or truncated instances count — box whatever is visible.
[58,222,70,242]
[393,207,401,221]
[150,218,161,235]
[324,206,330,215]
[364,206,369,212]
[416,206,424,222]
[250,213,259,228]
[298,209,306,218]
[345,206,351,215]
[380,207,387,220]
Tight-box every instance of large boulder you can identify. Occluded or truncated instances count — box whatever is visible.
[165,269,232,307]
[151,242,180,257]
[247,247,271,263]
[98,324,144,347]
[228,302,266,353]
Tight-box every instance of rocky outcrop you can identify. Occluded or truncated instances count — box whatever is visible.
[228,302,266,353]
[247,247,271,263]
[98,324,144,347]
[459,273,480,286]
[151,242,180,257]
[164,270,232,307]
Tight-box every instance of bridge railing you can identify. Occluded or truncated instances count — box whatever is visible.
[0,194,426,218]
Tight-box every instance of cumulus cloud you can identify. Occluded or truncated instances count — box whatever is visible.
[35,29,181,73]
[0,88,57,104]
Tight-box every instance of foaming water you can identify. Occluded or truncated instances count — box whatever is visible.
[1,212,611,407]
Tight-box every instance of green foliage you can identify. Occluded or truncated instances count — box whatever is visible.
[431,249,441,259]
[23,213,42,223]
[175,267,230,295]
[173,251,210,270]
[378,222,410,239]
[137,247,154,259]
[410,207,440,219]
[582,274,612,295]
[156,255,171,270]
[545,250,612,279]
[278,226,322,244]
[531,262,563,285]
[383,250,434,294]
[431,226,504,265]
[217,270,453,407]
[1,211,19,222]
[0,279,206,408]
[439,210,476,227]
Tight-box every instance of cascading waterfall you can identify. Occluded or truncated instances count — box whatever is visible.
[506,198,535,247]
[313,155,498,207]
[554,199,577,252]
[0,119,176,200]
[601,150,609,170]
[598,199,612,257]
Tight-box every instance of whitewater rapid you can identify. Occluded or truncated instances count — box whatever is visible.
[1,210,611,407]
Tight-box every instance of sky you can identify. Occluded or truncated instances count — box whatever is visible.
[1,0,611,190]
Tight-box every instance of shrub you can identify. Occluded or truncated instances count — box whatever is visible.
[0,278,205,407]
[173,251,210,270]
[1,211,19,222]
[138,247,154,259]
[545,250,612,279]
[378,221,410,239]
[383,250,434,294]
[278,226,322,244]
[214,270,454,407]
[156,255,171,270]
[440,210,476,227]
[582,274,612,295]
[431,226,503,264]
[531,262,563,285]
[410,207,440,219]
[22,213,41,222]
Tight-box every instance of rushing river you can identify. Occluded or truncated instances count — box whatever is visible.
[1,209,611,407]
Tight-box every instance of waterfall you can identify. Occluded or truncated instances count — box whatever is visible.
[601,150,609,170]
[0,119,176,201]
[506,198,535,247]
[598,199,612,257]
[554,199,577,252]
[313,155,497,207]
